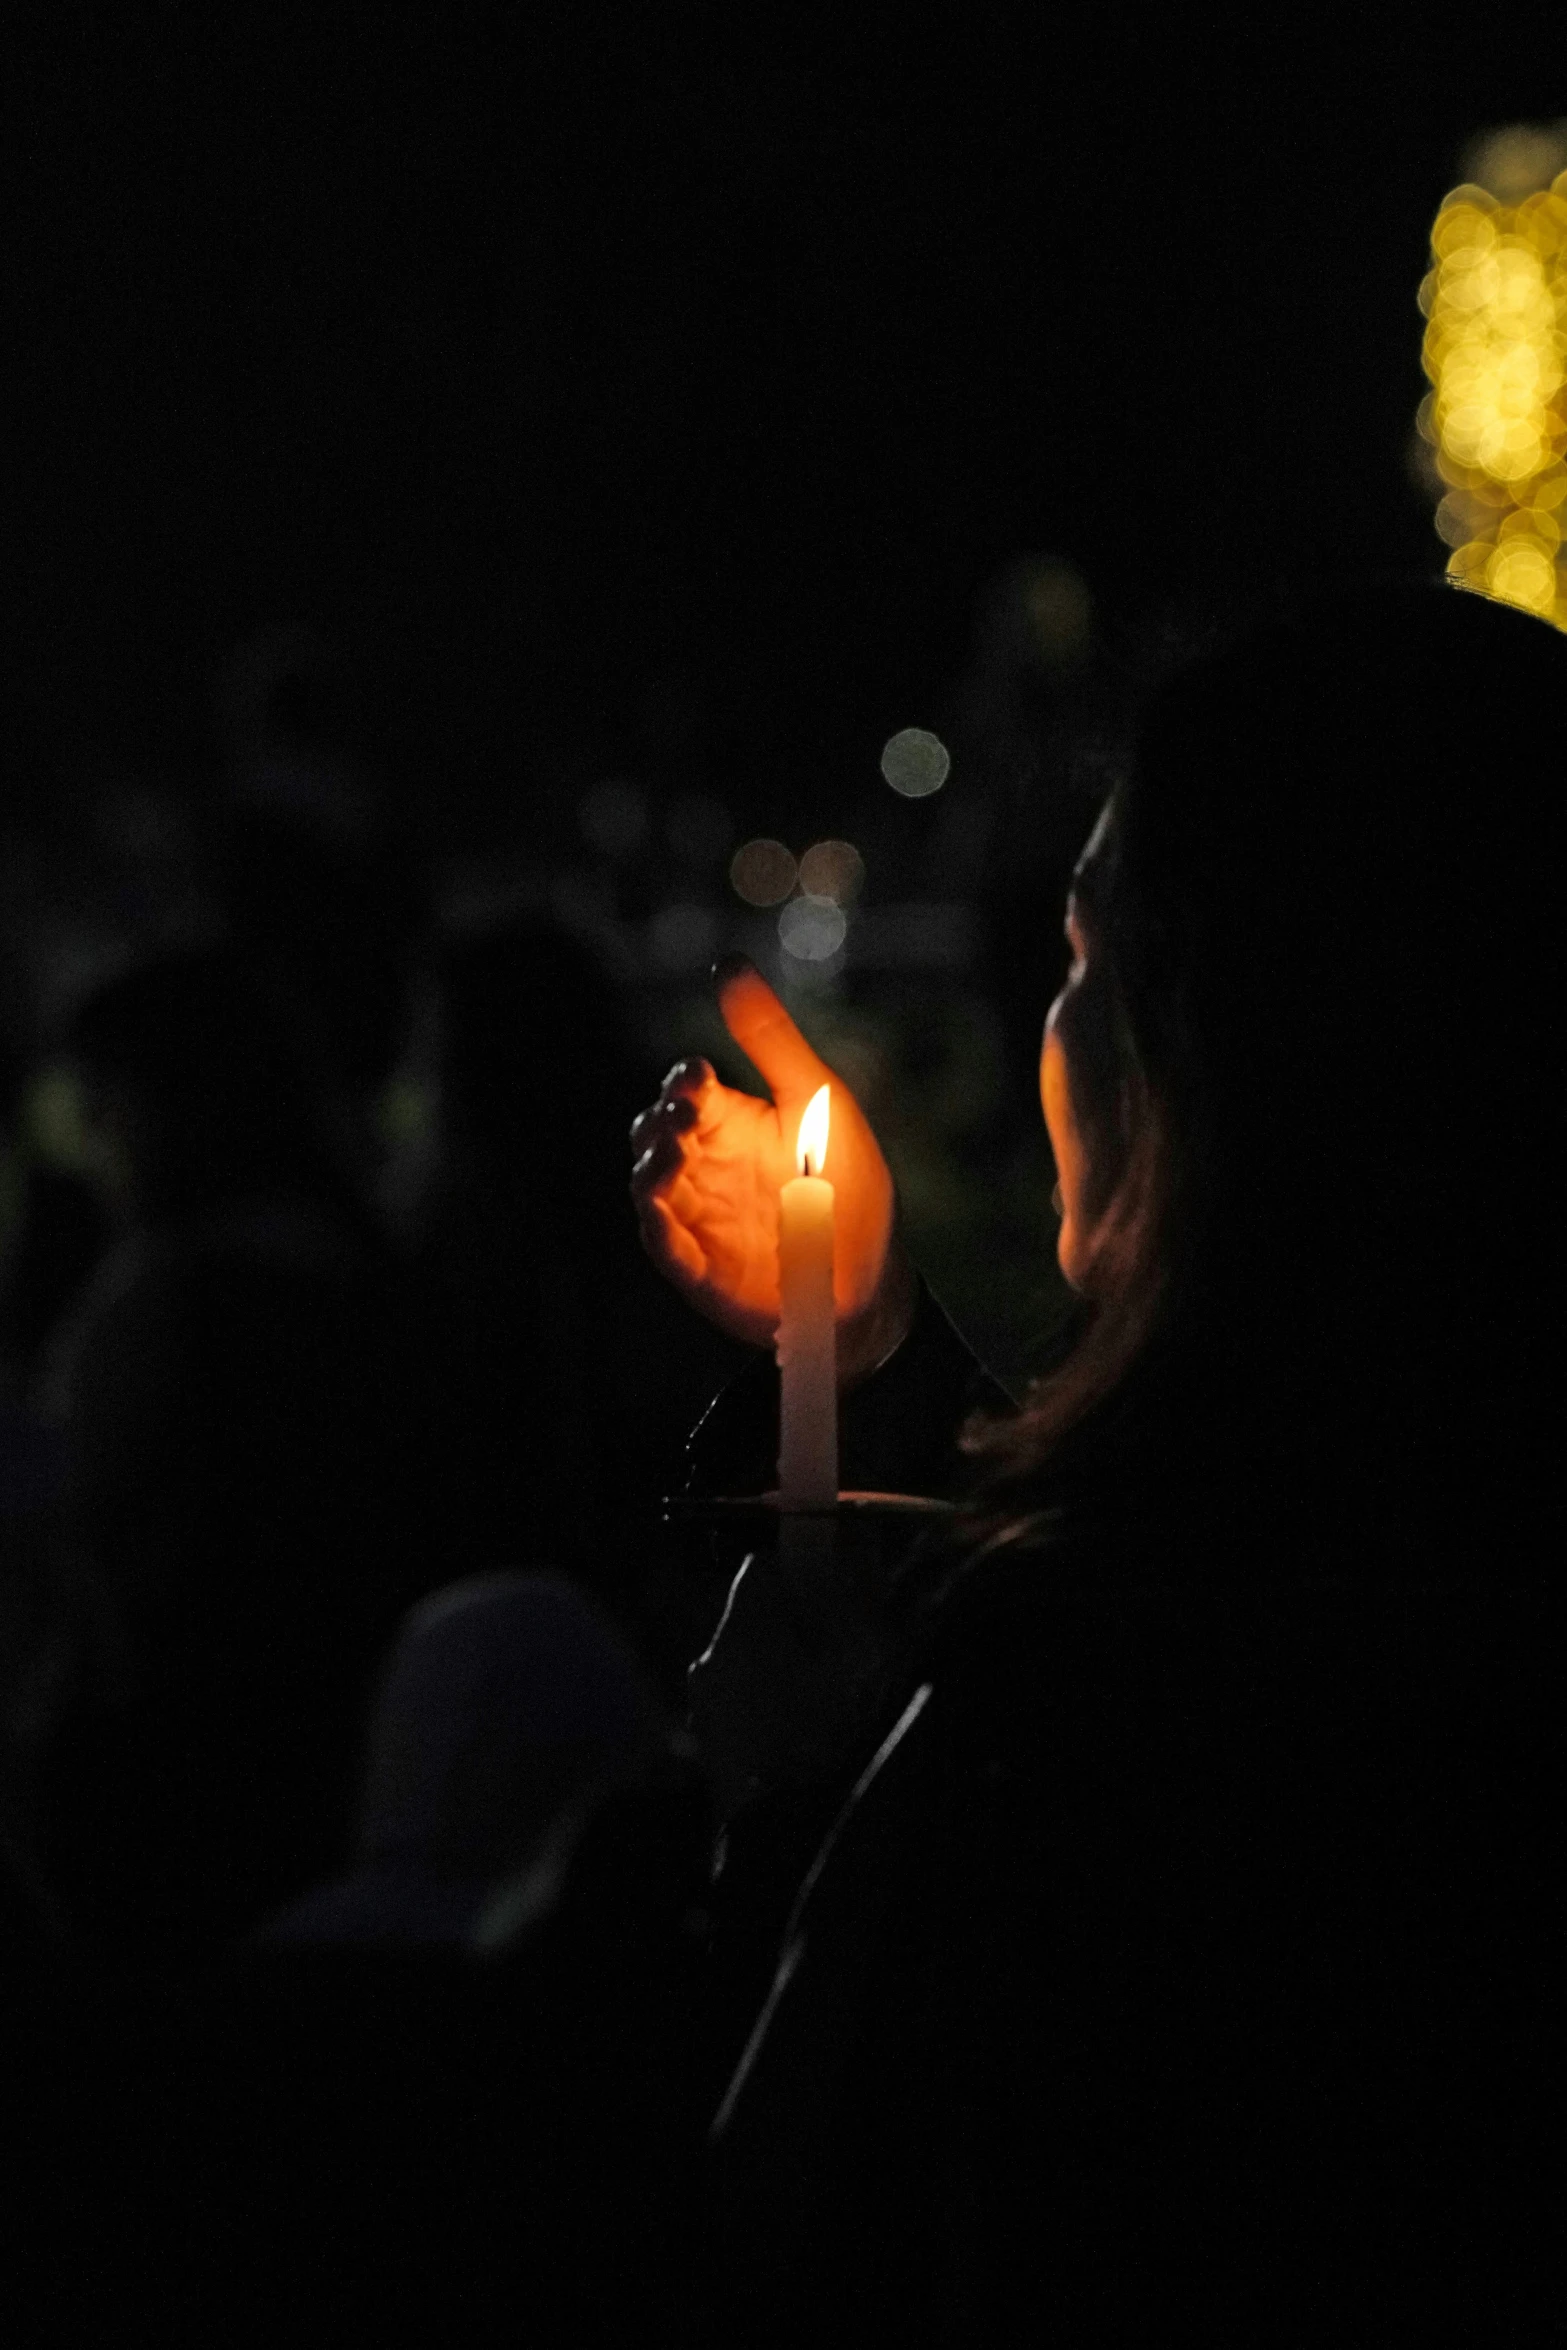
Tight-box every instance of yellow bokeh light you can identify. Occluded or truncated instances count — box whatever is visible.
[1420,130,1567,629]
[1022,559,1094,665]
[729,838,798,906]
[1461,123,1567,207]
[1487,538,1557,613]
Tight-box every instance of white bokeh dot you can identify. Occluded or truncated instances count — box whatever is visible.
[778,897,848,962]
[880,727,950,797]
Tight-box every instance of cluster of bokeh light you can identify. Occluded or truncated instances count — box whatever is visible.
[729,835,867,963]
[723,723,955,965]
[1418,126,1567,628]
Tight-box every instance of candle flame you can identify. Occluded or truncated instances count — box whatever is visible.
[796,1084,830,1177]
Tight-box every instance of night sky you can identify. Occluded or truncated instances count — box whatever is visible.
[1,9,1546,850]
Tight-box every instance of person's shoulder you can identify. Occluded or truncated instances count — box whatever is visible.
[916,1505,1130,1676]
[895,1511,1128,1800]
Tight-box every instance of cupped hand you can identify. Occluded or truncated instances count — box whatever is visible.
[630,957,914,1383]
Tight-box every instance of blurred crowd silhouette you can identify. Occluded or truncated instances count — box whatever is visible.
[0,640,756,2335]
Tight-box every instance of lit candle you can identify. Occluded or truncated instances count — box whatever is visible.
[776,1083,837,1509]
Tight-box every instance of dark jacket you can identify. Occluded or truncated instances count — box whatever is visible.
[691,1304,1557,2341]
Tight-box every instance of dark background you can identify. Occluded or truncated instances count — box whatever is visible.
[3,10,1527,816]
[0,6,1548,1379]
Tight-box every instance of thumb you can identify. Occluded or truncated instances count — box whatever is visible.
[713,954,830,1106]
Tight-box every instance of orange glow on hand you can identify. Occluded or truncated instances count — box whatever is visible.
[796,1084,830,1177]
[630,964,907,1376]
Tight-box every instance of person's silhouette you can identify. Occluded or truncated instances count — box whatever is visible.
[631,581,1562,2340]
[32,945,430,1949]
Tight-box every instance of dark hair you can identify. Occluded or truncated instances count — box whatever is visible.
[962,580,1564,1570]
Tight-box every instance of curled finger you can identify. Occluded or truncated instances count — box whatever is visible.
[661,1056,714,1100]
[631,1106,695,1196]
[663,1059,727,1137]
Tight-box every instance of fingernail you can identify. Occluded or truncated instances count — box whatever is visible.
[713,951,757,989]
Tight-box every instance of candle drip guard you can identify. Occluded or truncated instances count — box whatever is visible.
[659,1488,953,1631]
[663,1489,952,1532]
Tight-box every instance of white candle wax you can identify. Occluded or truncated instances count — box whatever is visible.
[777,1085,837,1510]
